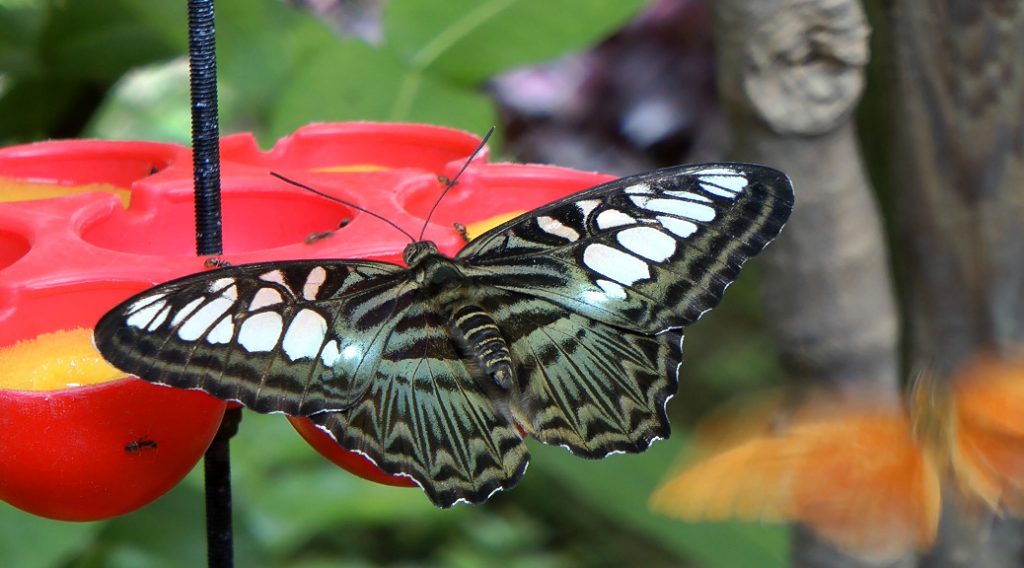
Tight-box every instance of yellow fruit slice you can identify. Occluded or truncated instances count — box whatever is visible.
[0,328,125,391]
[464,211,524,241]
[0,178,131,208]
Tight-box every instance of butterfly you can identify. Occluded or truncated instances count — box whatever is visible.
[94,163,794,507]
[649,354,1024,561]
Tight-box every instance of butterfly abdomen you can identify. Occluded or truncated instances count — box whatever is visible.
[448,304,514,389]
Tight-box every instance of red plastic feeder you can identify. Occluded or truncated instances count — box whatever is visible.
[0,122,614,516]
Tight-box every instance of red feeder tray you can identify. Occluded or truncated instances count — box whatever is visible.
[0,122,613,515]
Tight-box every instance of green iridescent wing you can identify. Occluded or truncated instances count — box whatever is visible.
[306,300,528,506]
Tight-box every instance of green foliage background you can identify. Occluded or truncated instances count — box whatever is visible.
[0,0,788,566]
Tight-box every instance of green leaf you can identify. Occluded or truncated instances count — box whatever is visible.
[268,40,496,141]
[384,0,648,84]
[226,412,445,560]
[84,60,193,143]
[0,76,87,142]
[213,0,337,117]
[75,481,268,568]
[0,503,104,568]
[0,2,45,75]
[39,0,184,83]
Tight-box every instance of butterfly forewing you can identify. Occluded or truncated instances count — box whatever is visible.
[95,260,407,415]
[94,162,793,508]
[458,164,793,332]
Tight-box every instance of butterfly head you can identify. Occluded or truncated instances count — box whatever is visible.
[403,240,441,267]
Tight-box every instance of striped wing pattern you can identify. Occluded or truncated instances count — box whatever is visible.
[94,163,793,508]
[459,164,794,333]
[480,290,682,457]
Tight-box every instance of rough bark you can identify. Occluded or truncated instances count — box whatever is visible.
[711,1,903,566]
[888,1,1024,566]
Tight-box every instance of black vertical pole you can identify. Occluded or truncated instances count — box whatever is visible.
[188,0,222,256]
[186,1,239,567]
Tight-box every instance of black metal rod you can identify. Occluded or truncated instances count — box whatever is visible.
[203,407,241,568]
[189,0,223,257]
[187,1,233,567]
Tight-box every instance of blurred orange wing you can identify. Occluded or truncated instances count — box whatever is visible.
[951,356,1024,513]
[650,414,941,560]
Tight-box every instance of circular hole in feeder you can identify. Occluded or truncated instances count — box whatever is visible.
[80,184,354,257]
[0,141,181,188]
[0,229,30,273]
[399,166,607,230]
[0,280,150,346]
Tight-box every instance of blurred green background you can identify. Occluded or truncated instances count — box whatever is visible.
[0,0,788,566]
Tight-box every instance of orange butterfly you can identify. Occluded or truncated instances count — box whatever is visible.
[649,355,1024,560]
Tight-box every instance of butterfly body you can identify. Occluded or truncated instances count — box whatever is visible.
[95,163,793,507]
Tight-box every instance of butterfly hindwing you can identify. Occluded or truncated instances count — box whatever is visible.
[474,287,681,456]
[308,299,529,507]
[459,164,793,332]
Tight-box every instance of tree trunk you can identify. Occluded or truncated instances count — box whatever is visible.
[888,1,1024,566]
[711,1,904,566]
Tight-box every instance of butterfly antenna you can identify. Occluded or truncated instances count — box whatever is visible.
[270,172,416,243]
[417,126,495,242]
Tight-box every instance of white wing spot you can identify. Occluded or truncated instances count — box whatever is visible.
[303,266,327,301]
[321,339,341,367]
[629,194,650,208]
[625,183,652,194]
[238,311,284,353]
[282,308,328,361]
[698,171,748,198]
[206,317,235,344]
[170,297,204,327]
[657,215,698,238]
[644,199,716,222]
[575,199,601,218]
[250,287,284,311]
[596,279,627,300]
[126,299,169,331]
[127,293,168,315]
[583,244,650,285]
[207,277,238,300]
[259,270,288,286]
[178,297,235,341]
[701,173,748,193]
[341,344,362,361]
[537,216,580,242]
[617,226,676,261]
[664,190,712,203]
[596,209,635,229]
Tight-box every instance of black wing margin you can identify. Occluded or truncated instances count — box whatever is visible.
[457,163,794,333]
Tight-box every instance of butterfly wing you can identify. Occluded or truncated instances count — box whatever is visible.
[473,287,681,457]
[950,356,1024,513]
[308,298,529,507]
[651,414,941,560]
[457,164,794,333]
[94,260,408,415]
[452,164,791,457]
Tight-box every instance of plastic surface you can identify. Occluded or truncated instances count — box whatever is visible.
[0,122,614,513]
